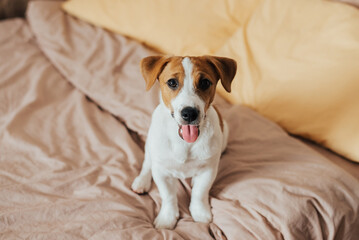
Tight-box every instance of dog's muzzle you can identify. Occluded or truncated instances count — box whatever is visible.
[172,107,201,143]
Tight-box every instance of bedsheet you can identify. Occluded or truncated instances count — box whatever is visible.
[0,2,359,239]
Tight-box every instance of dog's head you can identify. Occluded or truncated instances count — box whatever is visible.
[141,55,237,143]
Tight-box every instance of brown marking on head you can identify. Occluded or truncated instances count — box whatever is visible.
[140,56,185,111]
[141,55,236,115]
[189,56,237,111]
[158,57,185,110]
[189,57,219,111]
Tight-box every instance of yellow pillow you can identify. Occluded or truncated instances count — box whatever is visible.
[215,0,359,162]
[63,0,359,162]
[62,0,254,55]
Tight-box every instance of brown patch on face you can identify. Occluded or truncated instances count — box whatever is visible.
[140,55,236,115]
[189,57,220,112]
[157,57,185,110]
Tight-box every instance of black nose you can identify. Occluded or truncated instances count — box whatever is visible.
[181,107,199,123]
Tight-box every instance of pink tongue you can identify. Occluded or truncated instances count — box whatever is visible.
[181,125,198,143]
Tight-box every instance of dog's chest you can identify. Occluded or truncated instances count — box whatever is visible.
[154,144,213,178]
[177,143,212,161]
[150,127,220,179]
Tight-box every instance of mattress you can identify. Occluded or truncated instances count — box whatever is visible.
[0,2,358,239]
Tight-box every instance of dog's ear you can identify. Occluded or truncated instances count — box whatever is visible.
[140,56,170,91]
[205,56,237,93]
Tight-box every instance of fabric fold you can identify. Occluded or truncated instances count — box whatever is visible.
[27,1,160,141]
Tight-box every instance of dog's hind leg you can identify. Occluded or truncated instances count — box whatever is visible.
[131,150,152,194]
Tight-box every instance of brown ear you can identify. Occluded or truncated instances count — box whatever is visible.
[206,56,237,92]
[140,56,169,91]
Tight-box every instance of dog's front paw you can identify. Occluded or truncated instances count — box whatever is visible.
[190,201,212,223]
[154,207,179,229]
[131,175,151,194]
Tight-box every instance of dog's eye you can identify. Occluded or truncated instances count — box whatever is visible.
[198,78,212,91]
[167,78,179,90]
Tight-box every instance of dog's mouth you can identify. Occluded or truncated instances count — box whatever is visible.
[178,125,200,143]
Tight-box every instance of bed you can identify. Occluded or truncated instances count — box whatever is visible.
[1,1,359,239]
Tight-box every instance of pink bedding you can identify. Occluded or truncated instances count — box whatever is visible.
[0,2,359,239]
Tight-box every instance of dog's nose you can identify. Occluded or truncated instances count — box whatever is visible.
[181,107,199,123]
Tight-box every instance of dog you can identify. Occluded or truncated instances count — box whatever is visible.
[131,55,237,229]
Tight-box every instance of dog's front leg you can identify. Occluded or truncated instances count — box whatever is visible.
[131,150,152,194]
[190,165,218,223]
[152,168,179,229]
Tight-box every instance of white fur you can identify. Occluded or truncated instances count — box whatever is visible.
[131,57,228,229]
[171,57,205,126]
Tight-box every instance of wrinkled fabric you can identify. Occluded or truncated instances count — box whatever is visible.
[28,1,160,141]
[0,19,215,240]
[0,2,359,239]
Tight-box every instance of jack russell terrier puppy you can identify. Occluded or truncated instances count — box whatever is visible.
[131,55,237,229]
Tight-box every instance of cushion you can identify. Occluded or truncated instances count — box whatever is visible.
[62,0,359,162]
[215,0,359,162]
[62,0,248,55]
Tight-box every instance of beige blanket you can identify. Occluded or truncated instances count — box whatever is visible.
[0,2,358,239]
